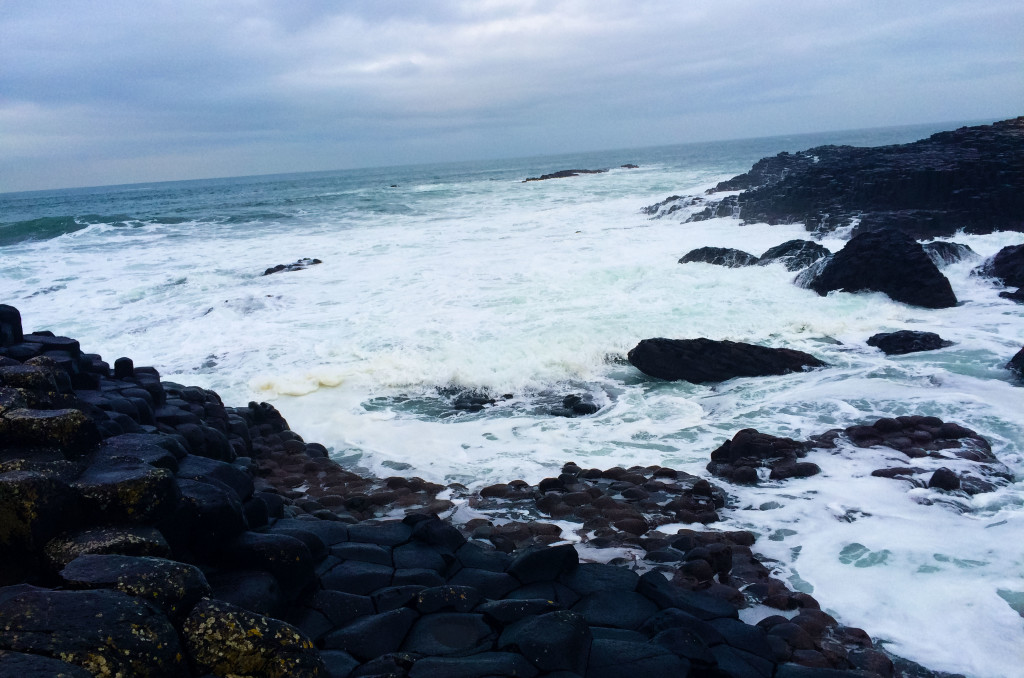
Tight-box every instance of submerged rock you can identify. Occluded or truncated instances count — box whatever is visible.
[803,230,957,308]
[522,168,607,182]
[706,429,819,485]
[757,239,831,271]
[627,338,826,384]
[679,246,759,267]
[867,330,953,355]
[263,258,322,276]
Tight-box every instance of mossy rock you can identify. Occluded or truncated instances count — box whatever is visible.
[0,408,100,458]
[45,525,172,570]
[71,458,181,523]
[60,554,211,621]
[183,598,326,677]
[0,586,187,677]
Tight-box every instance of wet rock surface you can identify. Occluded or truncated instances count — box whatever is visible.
[679,246,759,267]
[802,230,957,308]
[263,258,323,276]
[0,305,986,677]
[700,117,1024,238]
[628,337,826,383]
[866,331,953,355]
[522,168,608,182]
[757,239,832,271]
[975,243,1024,288]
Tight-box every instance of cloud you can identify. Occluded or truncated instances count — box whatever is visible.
[1,0,1021,190]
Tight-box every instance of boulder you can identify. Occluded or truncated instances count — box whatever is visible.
[627,338,826,383]
[707,429,818,485]
[0,586,186,677]
[44,525,172,570]
[0,651,92,677]
[866,330,953,355]
[976,243,1024,288]
[263,258,322,276]
[0,305,24,346]
[72,457,180,524]
[757,240,831,271]
[0,408,100,458]
[679,246,759,267]
[497,610,592,673]
[803,230,957,308]
[183,598,326,677]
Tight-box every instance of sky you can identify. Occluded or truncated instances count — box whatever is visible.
[1,0,1022,192]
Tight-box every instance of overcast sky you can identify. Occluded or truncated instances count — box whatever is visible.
[1,0,1021,192]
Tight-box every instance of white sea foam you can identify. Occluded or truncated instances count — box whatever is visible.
[2,133,1022,676]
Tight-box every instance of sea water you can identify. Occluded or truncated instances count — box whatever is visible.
[2,121,1021,677]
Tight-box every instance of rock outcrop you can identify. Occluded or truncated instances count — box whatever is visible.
[702,117,1024,238]
[975,243,1024,288]
[627,338,826,383]
[757,240,832,271]
[801,230,958,308]
[263,258,322,276]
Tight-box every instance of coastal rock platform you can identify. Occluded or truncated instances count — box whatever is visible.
[0,304,979,677]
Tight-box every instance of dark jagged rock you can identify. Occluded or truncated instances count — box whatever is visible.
[867,331,953,355]
[975,243,1024,288]
[803,230,957,308]
[641,194,706,218]
[522,168,607,182]
[703,117,1024,238]
[1008,347,1024,379]
[1001,288,1024,303]
[679,246,759,267]
[707,429,819,485]
[758,240,832,271]
[628,337,826,383]
[922,241,978,267]
[263,258,322,276]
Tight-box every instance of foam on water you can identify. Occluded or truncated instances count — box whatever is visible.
[2,126,1022,676]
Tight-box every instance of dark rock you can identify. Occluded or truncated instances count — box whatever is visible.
[707,428,816,485]
[0,470,77,581]
[477,598,563,625]
[263,258,323,276]
[0,407,100,458]
[703,117,1024,238]
[1001,288,1024,303]
[218,532,316,600]
[0,305,24,346]
[114,356,134,378]
[627,337,825,383]
[208,569,284,616]
[169,478,247,555]
[72,457,180,524]
[559,562,639,595]
[408,652,539,678]
[571,590,659,629]
[803,230,957,308]
[59,554,210,620]
[348,520,413,546]
[758,240,832,271]
[522,169,607,182]
[1010,347,1024,379]
[679,246,759,267]
[498,610,592,673]
[929,467,962,491]
[447,567,519,599]
[0,586,186,677]
[331,541,393,565]
[44,525,171,570]
[710,618,775,661]
[0,651,92,677]
[587,639,691,677]
[923,241,978,267]
[976,243,1024,287]
[507,544,579,584]
[867,330,953,355]
[402,612,493,656]
[322,607,419,660]
[183,598,325,677]
[321,560,395,596]
[415,585,481,613]
[637,570,738,619]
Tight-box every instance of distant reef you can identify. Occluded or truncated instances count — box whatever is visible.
[650,117,1024,238]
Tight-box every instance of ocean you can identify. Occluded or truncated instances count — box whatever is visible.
[2,121,1022,677]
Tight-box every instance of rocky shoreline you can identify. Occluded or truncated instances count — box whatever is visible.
[0,303,995,677]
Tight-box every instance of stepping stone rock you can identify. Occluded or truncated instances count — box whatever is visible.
[587,638,691,678]
[322,607,419,661]
[183,598,325,677]
[409,652,539,678]
[498,610,592,673]
[402,612,494,656]
[0,586,185,678]
[0,651,92,678]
